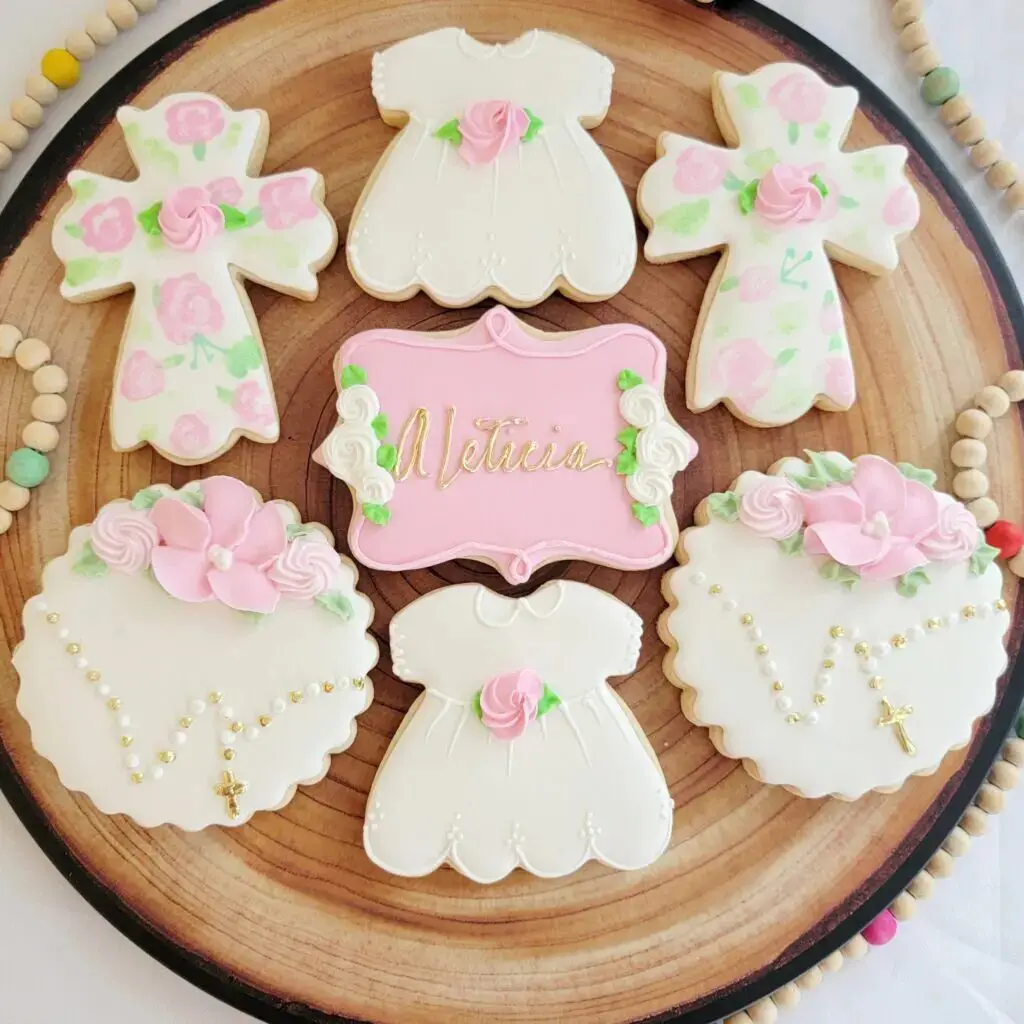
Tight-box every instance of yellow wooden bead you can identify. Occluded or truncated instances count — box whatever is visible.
[107,0,139,29]
[952,116,986,147]
[971,139,1003,171]
[975,384,1011,417]
[0,143,11,171]
[10,96,43,129]
[907,45,941,78]
[25,74,58,107]
[0,480,30,512]
[966,496,999,528]
[31,394,67,424]
[998,369,1024,402]
[85,13,119,45]
[41,49,81,90]
[898,22,930,53]
[1006,181,1024,212]
[0,323,22,358]
[14,337,50,372]
[22,421,59,453]
[986,160,1018,190]
[0,119,28,150]
[0,507,11,536]
[940,95,972,126]
[65,32,97,62]
[32,364,68,395]
[952,469,988,500]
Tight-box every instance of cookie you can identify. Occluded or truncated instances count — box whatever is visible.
[313,305,698,583]
[364,581,673,883]
[13,476,377,829]
[347,27,637,307]
[51,92,338,465]
[659,451,1009,799]
[638,62,920,427]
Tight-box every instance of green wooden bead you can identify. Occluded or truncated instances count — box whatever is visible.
[921,67,960,107]
[6,447,49,488]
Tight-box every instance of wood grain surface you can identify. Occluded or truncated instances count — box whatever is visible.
[0,1,1022,1022]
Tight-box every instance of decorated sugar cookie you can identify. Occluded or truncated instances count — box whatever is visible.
[348,28,637,306]
[51,93,338,464]
[313,306,697,583]
[364,581,673,883]
[660,452,1009,800]
[638,63,920,427]
[14,477,376,829]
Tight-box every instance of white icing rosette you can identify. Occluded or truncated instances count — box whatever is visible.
[269,534,343,600]
[636,420,695,475]
[337,383,380,425]
[318,423,380,485]
[354,464,396,506]
[737,477,803,540]
[619,383,666,429]
[89,504,159,573]
[626,467,673,507]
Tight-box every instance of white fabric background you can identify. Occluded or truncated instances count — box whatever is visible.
[0,2,1022,1022]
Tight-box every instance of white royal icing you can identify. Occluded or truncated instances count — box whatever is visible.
[319,381,395,506]
[620,383,696,506]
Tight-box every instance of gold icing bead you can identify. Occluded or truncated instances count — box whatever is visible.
[891,634,907,649]
[962,604,977,619]
[785,713,803,724]
[740,613,753,626]
[353,677,365,690]
[231,721,243,733]
[813,693,827,706]
[927,617,942,630]
[772,681,784,692]
[323,682,335,693]
[65,642,81,655]
[821,659,835,670]
[45,612,60,624]
[829,625,845,639]
[179,716,192,728]
[106,697,121,710]
[209,691,223,704]
[258,715,272,727]
[86,670,101,682]
[158,750,175,763]
[869,676,884,690]
[995,598,1008,612]
[290,690,303,703]
[756,643,769,656]
[130,772,144,784]
[708,584,722,596]
[119,735,132,747]
[854,641,869,656]
[223,748,236,761]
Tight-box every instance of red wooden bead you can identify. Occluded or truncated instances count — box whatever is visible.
[986,520,1024,559]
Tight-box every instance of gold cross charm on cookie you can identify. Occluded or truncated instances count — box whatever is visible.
[878,698,916,757]
[215,770,248,820]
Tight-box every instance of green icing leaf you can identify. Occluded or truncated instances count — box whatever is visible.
[142,137,179,174]
[72,540,109,578]
[221,122,243,150]
[617,368,642,390]
[286,523,320,540]
[656,199,711,236]
[813,120,832,142]
[719,276,740,293]
[787,121,799,145]
[471,690,483,721]
[193,141,207,161]
[137,201,163,236]
[776,347,797,367]
[536,683,561,718]
[162,355,185,369]
[152,283,162,309]
[434,118,462,144]
[777,531,805,556]
[64,223,84,239]
[244,206,263,228]
[371,413,388,440]
[897,462,937,488]
[772,302,807,336]
[839,195,860,210]
[216,385,235,404]
[896,567,931,598]
[341,364,368,389]
[242,611,266,624]
[376,444,398,472]
[818,559,860,590]
[823,290,836,305]
[523,107,544,142]
[737,180,759,216]
[315,590,354,620]
[130,486,164,510]
[363,502,391,526]
[616,426,639,452]
[71,178,98,202]
[137,424,156,443]
[970,540,1000,576]
[615,450,639,476]
[807,449,853,484]
[220,204,248,230]
[744,147,778,175]
[178,489,204,508]
[224,336,263,379]
[736,83,761,109]
[828,334,843,352]
[810,174,829,198]
[853,154,886,181]
[723,170,746,192]
[707,490,739,522]
[63,257,104,288]
[632,503,660,527]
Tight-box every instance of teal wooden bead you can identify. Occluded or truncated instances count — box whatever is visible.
[921,67,960,107]
[6,447,49,488]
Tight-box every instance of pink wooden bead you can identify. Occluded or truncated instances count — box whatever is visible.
[862,909,899,946]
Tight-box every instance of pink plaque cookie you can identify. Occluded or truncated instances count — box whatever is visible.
[313,307,698,583]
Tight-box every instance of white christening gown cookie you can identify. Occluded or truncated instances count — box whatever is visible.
[14,476,377,829]
[364,581,673,882]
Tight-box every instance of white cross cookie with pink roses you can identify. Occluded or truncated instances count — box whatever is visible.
[51,92,338,465]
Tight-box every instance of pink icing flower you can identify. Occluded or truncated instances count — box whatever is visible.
[883,185,919,228]
[820,296,842,335]
[800,455,941,581]
[478,669,544,740]
[673,146,729,195]
[457,101,529,166]
[823,355,855,407]
[156,273,224,345]
[158,186,225,251]
[232,380,275,428]
[710,338,777,416]
[168,413,212,458]
[738,477,804,539]
[90,505,159,574]
[268,535,342,600]
[918,496,981,562]
[149,476,287,613]
[206,176,242,205]
[767,72,828,125]
[80,198,135,253]
[119,350,165,401]
[738,266,775,303]
[755,164,824,225]
[165,98,225,144]
[258,176,318,231]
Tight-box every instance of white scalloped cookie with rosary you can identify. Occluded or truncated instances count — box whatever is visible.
[638,63,920,427]
[348,27,637,306]
[364,581,673,883]
[660,452,1009,800]
[14,476,377,829]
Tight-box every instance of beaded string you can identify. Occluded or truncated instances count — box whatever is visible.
[0,0,157,175]
[0,324,68,535]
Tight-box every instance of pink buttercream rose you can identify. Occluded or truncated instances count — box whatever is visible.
[767,72,828,124]
[710,337,777,416]
[156,273,224,345]
[918,496,981,562]
[258,176,318,231]
[232,380,275,428]
[165,98,225,144]
[158,186,225,252]
[822,355,855,407]
[90,505,159,574]
[119,350,166,401]
[738,477,804,539]
[168,413,212,458]
[206,176,242,205]
[738,266,776,303]
[673,146,729,195]
[149,476,287,613]
[755,164,824,225]
[883,185,919,228]
[457,100,529,166]
[80,198,135,253]
[478,668,544,741]
[800,455,941,581]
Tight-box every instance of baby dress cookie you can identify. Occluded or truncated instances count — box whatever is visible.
[364,581,673,883]
[638,63,920,427]
[660,452,1008,799]
[14,476,377,829]
[51,92,338,465]
[348,27,637,306]
[313,306,698,583]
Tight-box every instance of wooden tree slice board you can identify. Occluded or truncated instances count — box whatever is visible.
[0,1,1022,1022]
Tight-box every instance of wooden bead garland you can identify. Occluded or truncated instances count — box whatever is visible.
[0,323,67,535]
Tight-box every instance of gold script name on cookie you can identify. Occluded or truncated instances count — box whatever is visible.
[396,408,611,490]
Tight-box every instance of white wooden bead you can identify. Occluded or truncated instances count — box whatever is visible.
[907,45,941,77]
[971,139,1003,171]
[0,507,11,536]
[926,849,954,878]
[747,998,778,1024]
[975,384,1011,417]
[65,31,97,61]
[25,74,58,106]
[1003,738,1024,767]
[952,469,988,500]
[998,369,1024,402]
[956,407,993,439]
[990,760,1020,791]
[131,0,159,9]
[950,437,986,468]
[898,22,930,53]
[1007,550,1024,579]
[10,96,43,129]
[941,95,973,127]
[771,984,800,1010]
[107,0,139,29]
[907,870,935,900]
[976,782,1005,814]
[32,364,68,394]
[820,950,845,973]
[890,891,917,921]
[842,934,869,959]
[31,394,67,424]
[22,421,59,453]
[967,496,999,528]
[0,481,30,512]
[952,115,987,147]
[1006,181,1024,212]
[796,967,823,990]
[0,323,22,358]
[960,805,988,836]
[14,337,50,371]
[0,143,11,171]
[987,159,1019,190]
[0,119,29,150]
[85,13,119,45]
[724,1014,752,1024]
[942,826,971,857]
[891,0,924,27]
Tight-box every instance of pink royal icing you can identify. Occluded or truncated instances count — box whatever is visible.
[157,186,225,251]
[478,669,543,740]
[119,350,166,401]
[738,477,803,540]
[458,101,529,166]
[267,535,343,601]
[90,505,159,573]
[165,98,225,145]
[673,145,729,195]
[766,72,828,125]
[919,496,982,562]
[754,164,824,225]
[80,198,135,253]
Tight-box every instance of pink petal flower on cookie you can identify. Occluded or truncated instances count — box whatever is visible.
[165,97,225,145]
[822,355,855,408]
[90,505,159,574]
[80,198,135,253]
[156,273,225,345]
[478,668,544,740]
[673,145,729,195]
[158,186,225,251]
[737,265,775,303]
[457,101,530,166]
[883,185,919,229]
[119,350,166,401]
[755,164,824,225]
[767,72,827,125]
[258,176,319,231]
[710,337,777,415]
[232,380,275,428]
[168,413,212,459]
